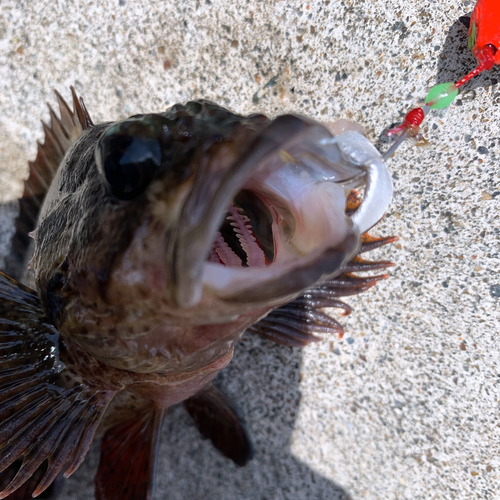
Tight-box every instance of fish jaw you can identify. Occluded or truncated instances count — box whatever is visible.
[100,113,392,319]
[65,300,271,373]
[173,117,393,313]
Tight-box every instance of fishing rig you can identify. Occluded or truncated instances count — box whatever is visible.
[384,0,500,160]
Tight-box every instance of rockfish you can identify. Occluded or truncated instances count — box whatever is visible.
[0,88,394,500]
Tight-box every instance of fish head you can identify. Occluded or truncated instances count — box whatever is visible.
[32,100,392,372]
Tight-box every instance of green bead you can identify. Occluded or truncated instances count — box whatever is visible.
[425,82,459,109]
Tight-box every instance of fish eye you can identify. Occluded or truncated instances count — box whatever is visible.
[95,118,163,200]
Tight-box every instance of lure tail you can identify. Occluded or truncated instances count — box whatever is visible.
[95,405,165,500]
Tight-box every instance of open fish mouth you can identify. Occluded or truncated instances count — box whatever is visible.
[174,115,393,308]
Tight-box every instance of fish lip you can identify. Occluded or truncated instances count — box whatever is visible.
[172,118,393,309]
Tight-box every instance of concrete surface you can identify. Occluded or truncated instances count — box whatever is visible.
[0,0,499,499]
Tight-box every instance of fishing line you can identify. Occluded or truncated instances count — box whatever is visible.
[382,0,500,160]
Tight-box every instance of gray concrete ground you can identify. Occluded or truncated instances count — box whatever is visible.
[0,0,499,499]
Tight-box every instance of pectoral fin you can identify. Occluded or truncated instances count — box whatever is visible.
[95,406,165,500]
[184,384,253,467]
[249,211,396,347]
[0,271,118,498]
[0,462,63,500]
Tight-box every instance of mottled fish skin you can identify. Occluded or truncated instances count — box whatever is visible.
[0,90,395,500]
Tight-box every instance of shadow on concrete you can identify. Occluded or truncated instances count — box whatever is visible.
[0,201,18,273]
[435,16,500,91]
[159,335,352,500]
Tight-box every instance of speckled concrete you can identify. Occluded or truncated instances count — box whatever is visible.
[0,0,499,499]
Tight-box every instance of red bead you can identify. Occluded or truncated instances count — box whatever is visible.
[403,107,425,128]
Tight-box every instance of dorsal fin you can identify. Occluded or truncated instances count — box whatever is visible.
[7,87,94,279]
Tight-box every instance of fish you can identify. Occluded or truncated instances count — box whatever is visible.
[0,87,395,500]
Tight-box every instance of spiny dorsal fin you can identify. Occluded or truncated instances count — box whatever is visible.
[7,87,94,279]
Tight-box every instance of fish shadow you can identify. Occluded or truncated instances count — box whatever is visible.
[155,336,352,500]
[68,334,352,500]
